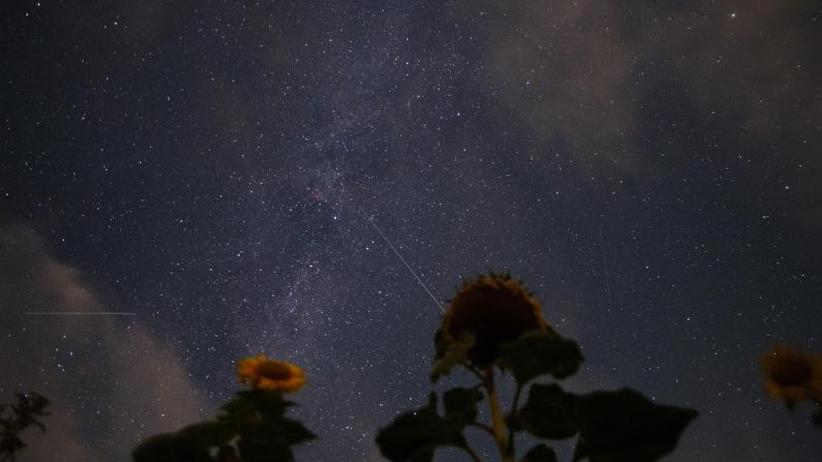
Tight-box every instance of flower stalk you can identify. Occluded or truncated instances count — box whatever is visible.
[483,369,515,462]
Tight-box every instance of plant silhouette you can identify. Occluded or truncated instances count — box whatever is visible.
[0,392,50,462]
[376,273,697,462]
[132,355,314,462]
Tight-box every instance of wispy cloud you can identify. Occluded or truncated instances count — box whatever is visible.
[0,225,207,461]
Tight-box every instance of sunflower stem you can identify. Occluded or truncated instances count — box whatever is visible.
[482,369,515,462]
[506,384,523,454]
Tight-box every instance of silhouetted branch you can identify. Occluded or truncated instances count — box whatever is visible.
[0,393,50,462]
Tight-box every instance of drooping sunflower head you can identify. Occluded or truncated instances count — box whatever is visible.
[761,344,822,405]
[442,273,547,367]
[237,354,306,393]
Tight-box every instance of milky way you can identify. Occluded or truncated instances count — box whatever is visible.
[2,1,822,461]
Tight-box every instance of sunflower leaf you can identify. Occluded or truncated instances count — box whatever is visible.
[236,390,294,416]
[131,433,212,462]
[251,416,316,445]
[218,390,294,427]
[572,388,697,462]
[237,436,294,462]
[513,383,579,440]
[498,330,583,386]
[431,331,475,383]
[178,421,235,447]
[443,387,483,426]
[376,393,468,462]
[521,443,559,462]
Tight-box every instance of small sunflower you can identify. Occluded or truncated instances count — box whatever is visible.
[442,273,547,367]
[762,344,822,405]
[237,354,306,392]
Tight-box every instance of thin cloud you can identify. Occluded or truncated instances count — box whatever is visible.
[0,225,207,461]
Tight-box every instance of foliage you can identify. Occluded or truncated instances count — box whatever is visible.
[521,444,558,462]
[375,392,475,462]
[497,330,583,386]
[376,274,697,462]
[0,392,50,462]
[431,331,475,382]
[133,388,314,462]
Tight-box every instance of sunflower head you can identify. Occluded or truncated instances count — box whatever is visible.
[237,354,306,393]
[441,273,547,367]
[761,344,822,405]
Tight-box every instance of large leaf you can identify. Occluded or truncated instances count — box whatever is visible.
[573,388,697,462]
[131,433,212,462]
[512,383,579,440]
[498,331,583,386]
[227,390,293,417]
[178,421,235,447]
[431,331,475,383]
[237,436,294,462]
[134,390,314,462]
[443,387,483,427]
[521,444,559,462]
[251,416,316,446]
[218,390,298,435]
[224,391,315,460]
[376,393,468,462]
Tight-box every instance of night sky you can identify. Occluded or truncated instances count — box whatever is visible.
[2,1,822,461]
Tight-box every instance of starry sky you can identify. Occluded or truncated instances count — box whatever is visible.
[1,1,822,461]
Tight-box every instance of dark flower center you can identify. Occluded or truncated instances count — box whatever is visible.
[255,362,293,380]
[770,354,812,386]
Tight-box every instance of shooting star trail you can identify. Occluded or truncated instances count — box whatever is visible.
[24,312,137,316]
[358,208,445,313]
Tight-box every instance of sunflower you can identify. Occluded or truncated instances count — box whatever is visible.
[442,273,548,367]
[762,344,822,405]
[237,354,306,392]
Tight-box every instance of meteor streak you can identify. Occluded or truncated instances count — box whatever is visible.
[358,208,445,313]
[24,312,137,316]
